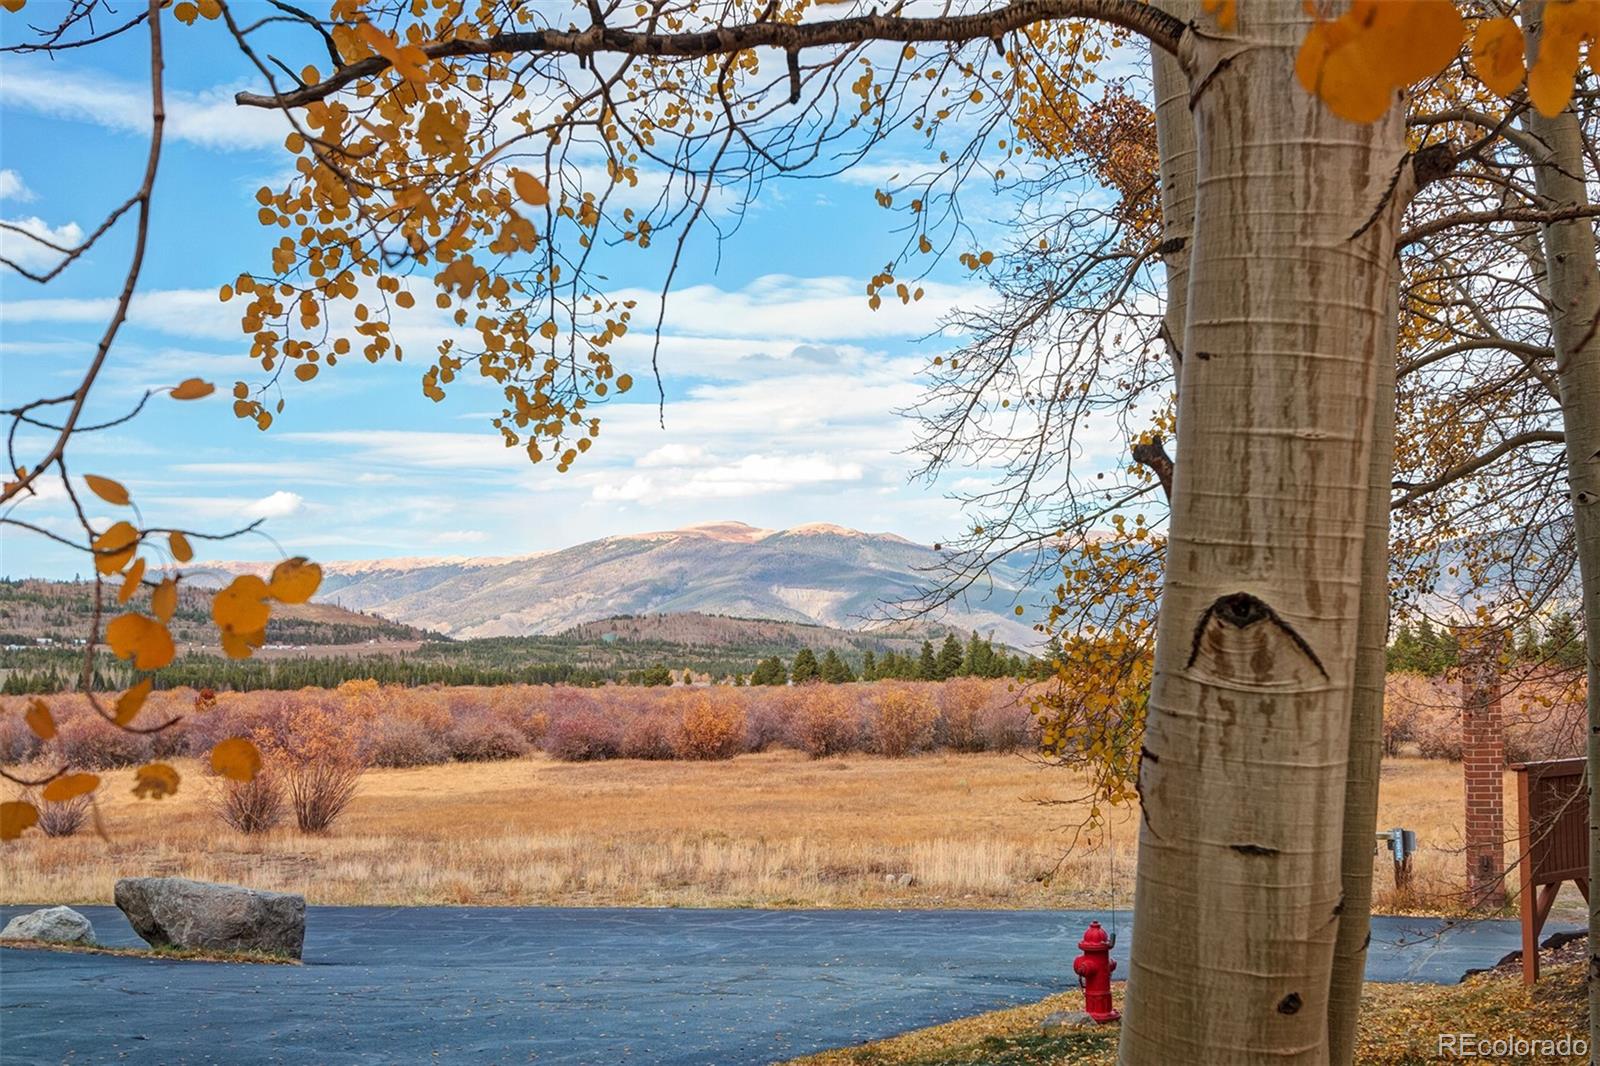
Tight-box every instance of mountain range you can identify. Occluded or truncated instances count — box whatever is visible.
[277,521,1038,646]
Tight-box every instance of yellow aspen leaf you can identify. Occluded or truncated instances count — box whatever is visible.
[616,374,634,392]
[152,577,178,623]
[1,0,27,14]
[170,377,215,400]
[118,557,147,605]
[357,21,430,85]
[169,530,194,563]
[1297,0,1463,124]
[511,169,550,207]
[173,1,198,23]
[211,737,262,782]
[24,698,55,740]
[85,474,131,506]
[114,678,154,727]
[221,627,267,659]
[213,575,272,636]
[92,521,140,575]
[268,557,322,604]
[105,612,176,670]
[1527,1,1600,116]
[1471,16,1525,96]
[0,801,38,841]
[132,762,180,800]
[295,363,319,382]
[41,773,100,804]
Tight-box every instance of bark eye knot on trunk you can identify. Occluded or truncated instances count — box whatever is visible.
[1276,992,1303,1015]
[1185,592,1329,679]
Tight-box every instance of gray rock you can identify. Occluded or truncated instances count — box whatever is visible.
[1041,1010,1107,1030]
[0,905,96,945]
[114,877,305,958]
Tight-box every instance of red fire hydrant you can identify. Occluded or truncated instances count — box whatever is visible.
[1072,921,1120,1023]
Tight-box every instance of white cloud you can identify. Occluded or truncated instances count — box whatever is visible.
[638,443,707,467]
[593,453,864,502]
[1,216,84,272]
[0,66,291,151]
[249,490,303,519]
[0,169,34,202]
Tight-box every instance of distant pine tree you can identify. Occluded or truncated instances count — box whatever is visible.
[860,649,877,681]
[936,634,964,680]
[819,649,854,683]
[751,656,787,686]
[916,641,936,680]
[790,647,821,684]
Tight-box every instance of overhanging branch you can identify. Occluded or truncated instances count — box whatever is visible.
[234,0,1186,109]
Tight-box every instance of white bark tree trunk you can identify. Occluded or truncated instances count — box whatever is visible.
[1119,2,1407,1060]
[1327,276,1397,1065]
[1152,10,1196,386]
[1522,105,1600,1056]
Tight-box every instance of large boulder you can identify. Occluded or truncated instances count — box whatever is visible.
[0,906,96,945]
[114,877,305,959]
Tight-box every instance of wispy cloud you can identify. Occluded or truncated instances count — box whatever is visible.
[0,169,35,202]
[0,65,290,151]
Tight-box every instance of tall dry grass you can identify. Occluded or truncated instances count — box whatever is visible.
[1,751,1491,914]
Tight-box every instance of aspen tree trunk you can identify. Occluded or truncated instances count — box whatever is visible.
[1327,278,1398,1066]
[1152,6,1196,385]
[1118,2,1407,1060]
[1522,105,1600,1057]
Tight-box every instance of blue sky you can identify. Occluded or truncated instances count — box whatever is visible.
[0,10,1122,579]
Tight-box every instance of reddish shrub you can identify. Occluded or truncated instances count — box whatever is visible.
[363,716,449,768]
[976,693,1035,751]
[938,678,990,752]
[53,708,151,768]
[742,690,789,751]
[672,690,747,760]
[620,706,677,759]
[543,707,623,761]
[286,760,361,833]
[0,712,42,764]
[868,683,938,757]
[443,713,528,761]
[788,686,858,758]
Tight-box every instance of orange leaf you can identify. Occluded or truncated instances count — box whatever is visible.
[221,627,267,660]
[169,530,195,563]
[152,577,178,623]
[1471,16,1526,97]
[85,474,130,506]
[92,521,140,575]
[132,762,181,800]
[213,575,272,636]
[511,169,549,207]
[268,557,322,604]
[105,612,176,670]
[357,21,431,85]
[170,377,215,400]
[118,556,147,605]
[0,801,37,841]
[24,698,55,740]
[211,737,262,782]
[114,678,154,727]
[41,773,99,804]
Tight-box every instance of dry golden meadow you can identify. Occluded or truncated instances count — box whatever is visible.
[1,750,1519,913]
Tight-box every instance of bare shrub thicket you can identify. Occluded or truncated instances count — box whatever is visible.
[211,772,286,834]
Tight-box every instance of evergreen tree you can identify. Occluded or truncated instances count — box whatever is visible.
[916,641,937,680]
[640,663,674,686]
[750,656,787,686]
[790,647,821,684]
[681,669,694,685]
[860,649,877,682]
[936,634,964,680]
[819,649,854,683]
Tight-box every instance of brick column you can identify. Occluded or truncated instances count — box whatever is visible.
[1458,626,1507,909]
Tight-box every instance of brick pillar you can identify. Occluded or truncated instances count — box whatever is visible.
[1459,626,1507,909]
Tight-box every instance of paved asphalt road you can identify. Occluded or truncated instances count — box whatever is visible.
[0,906,1567,1065]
